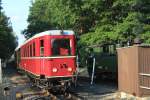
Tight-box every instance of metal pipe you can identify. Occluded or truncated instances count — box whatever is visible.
[91,58,96,85]
[75,55,79,87]
[0,59,2,84]
[139,73,150,77]
[140,86,150,90]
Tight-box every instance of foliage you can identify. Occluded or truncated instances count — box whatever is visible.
[0,0,2,11]
[22,0,50,38]
[24,0,105,37]
[0,3,17,59]
[24,0,150,45]
[80,0,150,46]
[23,0,79,38]
[46,0,78,29]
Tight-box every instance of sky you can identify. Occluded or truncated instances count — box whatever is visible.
[2,0,31,46]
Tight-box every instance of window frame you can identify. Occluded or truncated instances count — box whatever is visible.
[51,38,71,56]
[30,44,32,57]
[40,39,44,57]
[33,42,35,56]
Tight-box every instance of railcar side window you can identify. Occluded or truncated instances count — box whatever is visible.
[21,49,23,57]
[23,48,24,57]
[40,40,44,56]
[23,49,25,57]
[28,46,30,57]
[33,42,35,56]
[25,48,26,57]
[30,44,32,57]
[51,39,71,56]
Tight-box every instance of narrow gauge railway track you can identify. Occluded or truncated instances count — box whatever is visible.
[21,92,81,100]
[16,88,81,100]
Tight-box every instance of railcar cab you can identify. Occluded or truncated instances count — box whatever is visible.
[50,31,75,56]
[48,31,76,77]
[36,30,76,79]
[38,30,76,90]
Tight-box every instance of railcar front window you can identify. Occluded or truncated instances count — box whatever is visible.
[51,39,71,56]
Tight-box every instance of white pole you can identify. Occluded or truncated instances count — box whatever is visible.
[91,58,96,85]
[0,59,2,84]
[75,55,79,87]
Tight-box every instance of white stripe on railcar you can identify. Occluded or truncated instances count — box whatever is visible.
[21,56,76,59]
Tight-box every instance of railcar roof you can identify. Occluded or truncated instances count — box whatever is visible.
[15,30,75,51]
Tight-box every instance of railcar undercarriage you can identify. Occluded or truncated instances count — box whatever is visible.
[18,68,75,93]
[30,76,74,93]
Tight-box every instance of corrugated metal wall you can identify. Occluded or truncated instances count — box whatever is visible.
[117,45,150,97]
[138,46,150,96]
[117,46,139,96]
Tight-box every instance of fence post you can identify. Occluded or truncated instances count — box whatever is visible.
[0,59,2,84]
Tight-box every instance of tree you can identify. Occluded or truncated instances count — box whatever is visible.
[46,0,78,29]
[24,0,80,38]
[0,1,17,59]
[0,0,2,11]
[0,0,2,16]
[23,0,51,38]
[23,0,103,37]
[24,0,150,46]
[80,0,150,46]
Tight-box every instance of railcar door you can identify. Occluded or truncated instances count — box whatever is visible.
[39,39,45,75]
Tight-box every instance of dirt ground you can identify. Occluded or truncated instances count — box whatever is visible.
[0,66,118,100]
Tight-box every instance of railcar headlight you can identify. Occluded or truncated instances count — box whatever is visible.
[52,68,58,72]
[68,67,72,72]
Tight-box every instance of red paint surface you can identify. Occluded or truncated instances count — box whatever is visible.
[17,34,76,78]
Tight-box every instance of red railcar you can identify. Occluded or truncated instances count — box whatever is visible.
[15,30,77,90]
